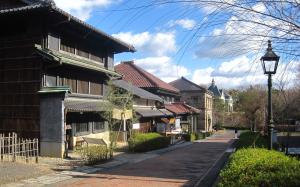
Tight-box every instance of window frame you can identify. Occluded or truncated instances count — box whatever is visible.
[92,121,106,133]
[74,122,90,136]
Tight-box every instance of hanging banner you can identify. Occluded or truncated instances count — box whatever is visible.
[112,109,133,120]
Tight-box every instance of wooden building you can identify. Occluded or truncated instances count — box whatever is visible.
[115,61,180,103]
[113,79,173,134]
[0,0,135,157]
[170,77,213,132]
[164,102,201,134]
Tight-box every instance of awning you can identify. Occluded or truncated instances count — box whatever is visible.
[165,103,201,115]
[159,109,174,116]
[35,45,121,77]
[64,98,109,112]
[134,107,165,117]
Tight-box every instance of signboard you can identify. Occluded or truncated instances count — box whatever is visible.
[132,123,140,129]
[112,109,133,120]
[175,118,181,129]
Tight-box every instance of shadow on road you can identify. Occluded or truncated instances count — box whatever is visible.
[62,138,234,187]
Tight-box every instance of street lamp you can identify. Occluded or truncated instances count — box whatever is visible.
[261,40,280,150]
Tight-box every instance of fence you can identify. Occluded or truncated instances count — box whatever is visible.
[0,132,38,163]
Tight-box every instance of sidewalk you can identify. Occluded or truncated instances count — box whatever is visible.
[61,130,236,187]
[3,141,192,187]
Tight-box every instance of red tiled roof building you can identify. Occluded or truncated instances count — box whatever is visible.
[115,61,179,103]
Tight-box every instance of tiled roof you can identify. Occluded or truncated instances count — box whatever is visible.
[113,80,163,102]
[115,61,179,94]
[208,81,222,97]
[165,102,200,115]
[64,98,108,112]
[0,0,135,53]
[170,77,206,92]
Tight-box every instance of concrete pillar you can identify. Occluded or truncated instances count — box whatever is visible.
[39,92,66,158]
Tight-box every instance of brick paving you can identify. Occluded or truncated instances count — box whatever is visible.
[60,130,235,187]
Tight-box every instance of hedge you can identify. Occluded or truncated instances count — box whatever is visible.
[128,133,170,152]
[236,131,268,149]
[182,133,196,142]
[218,148,300,187]
[79,145,108,165]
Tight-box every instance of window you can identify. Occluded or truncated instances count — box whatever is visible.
[75,123,89,135]
[90,52,103,63]
[77,47,89,58]
[90,82,103,95]
[64,78,77,93]
[60,38,75,54]
[48,33,59,51]
[77,79,89,94]
[93,122,105,132]
[45,74,57,87]
[192,96,198,103]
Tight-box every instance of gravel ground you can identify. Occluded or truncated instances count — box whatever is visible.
[0,162,52,185]
[0,153,86,185]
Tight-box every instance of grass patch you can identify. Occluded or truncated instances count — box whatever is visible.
[128,133,170,152]
[236,131,268,149]
[78,145,109,165]
[218,148,300,187]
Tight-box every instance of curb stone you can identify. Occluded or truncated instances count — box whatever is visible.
[3,140,193,187]
[193,139,237,187]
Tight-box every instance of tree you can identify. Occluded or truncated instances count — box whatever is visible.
[113,0,299,60]
[101,80,134,158]
[237,86,266,131]
[212,98,225,129]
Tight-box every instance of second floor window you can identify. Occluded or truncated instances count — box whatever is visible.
[60,38,75,54]
[58,36,105,64]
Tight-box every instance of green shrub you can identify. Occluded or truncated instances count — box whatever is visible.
[214,122,223,131]
[195,132,205,140]
[182,133,196,142]
[128,133,170,152]
[205,132,212,137]
[79,145,108,165]
[218,148,300,187]
[236,131,268,149]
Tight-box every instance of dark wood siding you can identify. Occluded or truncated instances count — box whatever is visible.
[0,15,43,138]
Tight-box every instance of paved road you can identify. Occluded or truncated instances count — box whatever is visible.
[60,131,235,187]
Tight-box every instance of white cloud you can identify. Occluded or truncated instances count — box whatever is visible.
[195,2,296,59]
[135,56,190,83]
[53,0,116,20]
[168,19,196,29]
[252,2,266,12]
[192,56,299,89]
[113,32,176,56]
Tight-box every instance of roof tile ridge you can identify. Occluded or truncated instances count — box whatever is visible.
[129,63,159,88]
[181,76,206,91]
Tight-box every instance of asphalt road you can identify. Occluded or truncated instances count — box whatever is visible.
[60,131,235,187]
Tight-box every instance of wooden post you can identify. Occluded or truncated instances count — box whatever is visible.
[35,139,39,163]
[12,133,16,162]
[22,139,25,161]
[25,139,29,163]
[8,133,11,162]
[0,134,2,161]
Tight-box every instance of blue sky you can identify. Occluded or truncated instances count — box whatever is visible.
[53,0,299,89]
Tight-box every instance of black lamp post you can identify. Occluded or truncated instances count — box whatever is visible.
[261,40,280,150]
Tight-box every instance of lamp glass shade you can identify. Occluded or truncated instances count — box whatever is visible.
[261,59,278,74]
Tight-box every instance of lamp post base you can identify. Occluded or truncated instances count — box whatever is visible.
[268,124,274,150]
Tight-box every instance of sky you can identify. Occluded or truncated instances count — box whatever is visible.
[53,0,299,89]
